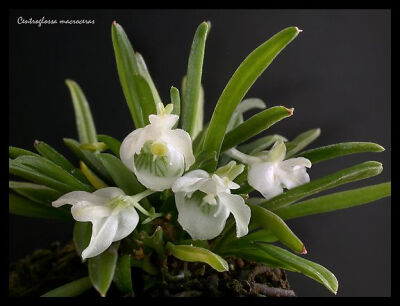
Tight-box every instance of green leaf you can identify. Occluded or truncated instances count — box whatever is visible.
[97,134,122,158]
[33,140,75,171]
[9,193,71,221]
[261,161,383,211]
[111,21,144,128]
[73,221,92,258]
[88,242,119,297]
[221,229,278,252]
[170,86,181,129]
[10,159,93,194]
[192,122,209,154]
[285,128,321,158]
[181,22,209,137]
[98,153,144,195]
[248,203,306,254]
[135,52,162,104]
[221,106,293,152]
[113,254,134,295]
[202,27,301,169]
[238,134,288,154]
[227,98,266,132]
[32,140,91,185]
[190,150,217,171]
[12,155,93,192]
[63,138,113,183]
[9,146,40,159]
[222,246,295,270]
[9,181,63,205]
[166,242,228,272]
[41,276,92,297]
[297,142,385,164]
[65,79,98,144]
[255,243,338,294]
[133,74,157,125]
[275,182,391,220]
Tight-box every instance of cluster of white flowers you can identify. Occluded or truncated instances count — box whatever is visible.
[53,103,311,259]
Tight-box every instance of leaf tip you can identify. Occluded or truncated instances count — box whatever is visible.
[295,27,303,33]
[286,107,294,116]
[112,20,118,26]
[301,245,307,254]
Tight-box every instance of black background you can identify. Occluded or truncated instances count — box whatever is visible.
[9,9,391,297]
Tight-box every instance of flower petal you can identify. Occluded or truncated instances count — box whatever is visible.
[52,191,105,208]
[120,128,146,172]
[113,206,139,241]
[172,170,210,194]
[218,193,251,238]
[81,214,118,260]
[266,140,286,162]
[93,187,125,200]
[175,192,230,240]
[162,129,195,169]
[71,202,112,222]
[149,114,179,130]
[134,145,185,191]
[248,162,283,200]
[281,157,312,169]
[277,166,310,190]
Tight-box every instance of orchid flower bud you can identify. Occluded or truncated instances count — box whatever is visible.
[120,103,195,191]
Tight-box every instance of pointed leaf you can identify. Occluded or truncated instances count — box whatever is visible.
[166,242,228,272]
[203,27,301,168]
[9,181,63,205]
[285,128,321,158]
[275,182,391,220]
[9,146,40,159]
[133,74,157,125]
[135,52,162,104]
[12,155,93,192]
[111,21,144,128]
[254,243,338,294]
[113,254,133,295]
[170,86,181,129]
[9,193,71,221]
[221,106,293,152]
[73,221,92,258]
[181,22,209,137]
[65,79,97,144]
[88,242,119,297]
[297,142,385,164]
[41,276,92,297]
[34,140,75,171]
[261,161,383,211]
[10,158,93,193]
[249,203,306,254]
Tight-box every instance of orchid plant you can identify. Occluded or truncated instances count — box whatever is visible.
[9,21,391,297]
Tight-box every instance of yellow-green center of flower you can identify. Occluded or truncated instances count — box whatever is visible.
[151,142,168,157]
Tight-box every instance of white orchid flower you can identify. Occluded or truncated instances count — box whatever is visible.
[52,187,158,260]
[172,161,251,240]
[227,140,311,200]
[120,103,195,191]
